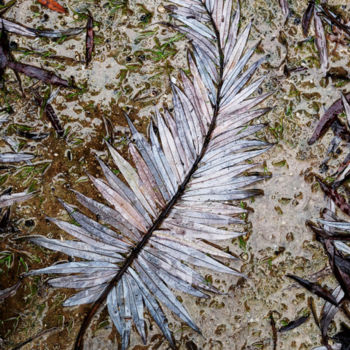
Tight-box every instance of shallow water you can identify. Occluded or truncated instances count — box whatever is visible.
[1,0,350,349]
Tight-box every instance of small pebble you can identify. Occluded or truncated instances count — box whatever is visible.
[158,5,165,13]
[25,219,35,227]
[9,41,18,50]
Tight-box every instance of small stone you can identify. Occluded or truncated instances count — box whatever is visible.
[241,253,249,261]
[25,219,35,227]
[158,5,165,13]
[9,41,18,50]
[286,232,294,241]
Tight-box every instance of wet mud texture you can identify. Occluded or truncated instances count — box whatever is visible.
[0,0,350,349]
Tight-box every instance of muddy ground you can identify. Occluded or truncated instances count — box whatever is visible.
[1,0,350,349]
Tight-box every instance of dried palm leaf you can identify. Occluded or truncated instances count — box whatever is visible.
[312,345,341,350]
[314,7,328,72]
[279,0,289,18]
[302,0,315,36]
[0,145,35,225]
[306,214,350,347]
[0,280,21,300]
[0,124,35,208]
[320,285,344,340]
[300,2,330,73]
[0,190,35,208]
[27,1,272,349]
[0,155,36,298]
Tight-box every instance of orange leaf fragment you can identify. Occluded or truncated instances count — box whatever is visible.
[37,0,67,14]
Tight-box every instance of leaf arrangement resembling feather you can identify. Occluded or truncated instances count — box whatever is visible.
[27,1,273,349]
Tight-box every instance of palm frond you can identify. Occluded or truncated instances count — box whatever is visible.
[27,1,273,349]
